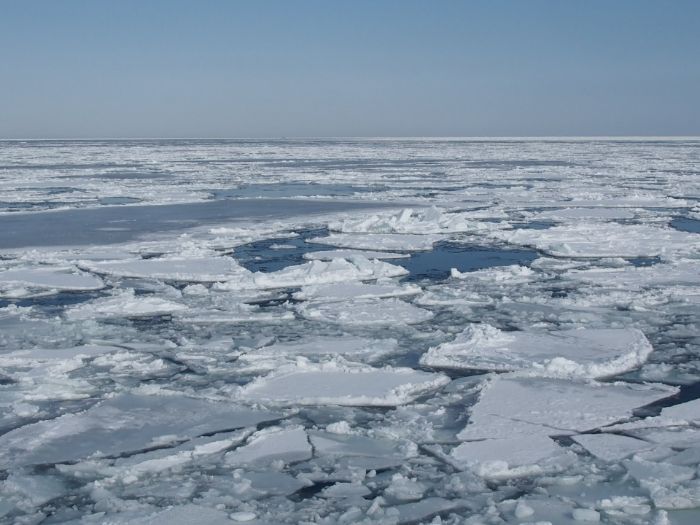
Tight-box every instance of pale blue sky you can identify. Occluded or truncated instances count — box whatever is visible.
[1,0,698,138]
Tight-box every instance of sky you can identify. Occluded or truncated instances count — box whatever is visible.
[1,0,699,138]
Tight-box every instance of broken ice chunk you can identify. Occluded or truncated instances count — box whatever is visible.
[244,336,399,362]
[298,297,433,325]
[0,394,282,467]
[309,232,440,251]
[328,207,484,235]
[238,361,450,407]
[224,426,312,467]
[304,249,410,260]
[419,325,653,379]
[572,433,654,462]
[246,256,408,289]
[293,281,421,302]
[65,290,187,320]
[450,435,573,478]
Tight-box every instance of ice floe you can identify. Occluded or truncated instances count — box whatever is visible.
[419,325,653,378]
[65,290,187,320]
[225,426,312,467]
[0,267,104,291]
[494,223,699,258]
[242,336,399,362]
[292,280,421,302]
[237,361,450,406]
[457,376,677,441]
[304,248,409,260]
[81,256,249,282]
[297,297,434,325]
[0,394,282,467]
[328,206,485,234]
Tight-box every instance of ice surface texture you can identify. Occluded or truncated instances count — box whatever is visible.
[1,138,699,524]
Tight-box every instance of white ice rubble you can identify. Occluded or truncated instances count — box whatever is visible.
[420,324,653,378]
[328,206,486,234]
[65,290,187,320]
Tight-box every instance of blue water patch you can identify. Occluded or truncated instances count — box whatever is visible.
[671,216,700,233]
[397,242,538,281]
[627,256,661,267]
[511,220,555,230]
[233,229,334,273]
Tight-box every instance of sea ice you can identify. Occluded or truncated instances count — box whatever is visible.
[298,297,434,325]
[224,426,312,467]
[567,261,700,289]
[328,206,484,234]
[450,434,572,478]
[242,256,408,289]
[81,256,250,282]
[457,376,677,441]
[65,290,187,320]
[419,325,653,378]
[0,394,282,467]
[292,281,421,302]
[237,361,450,406]
[0,267,104,291]
[572,433,654,462]
[494,223,699,258]
[304,248,409,260]
[243,336,399,361]
[536,207,636,220]
[309,232,440,251]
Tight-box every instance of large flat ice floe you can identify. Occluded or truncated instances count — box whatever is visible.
[494,223,700,258]
[297,297,434,325]
[237,361,450,406]
[419,324,653,378]
[567,261,700,289]
[449,376,677,478]
[81,256,250,282]
[0,394,282,467]
[457,376,677,441]
[0,267,105,291]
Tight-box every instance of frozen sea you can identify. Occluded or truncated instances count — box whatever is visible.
[0,138,699,524]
